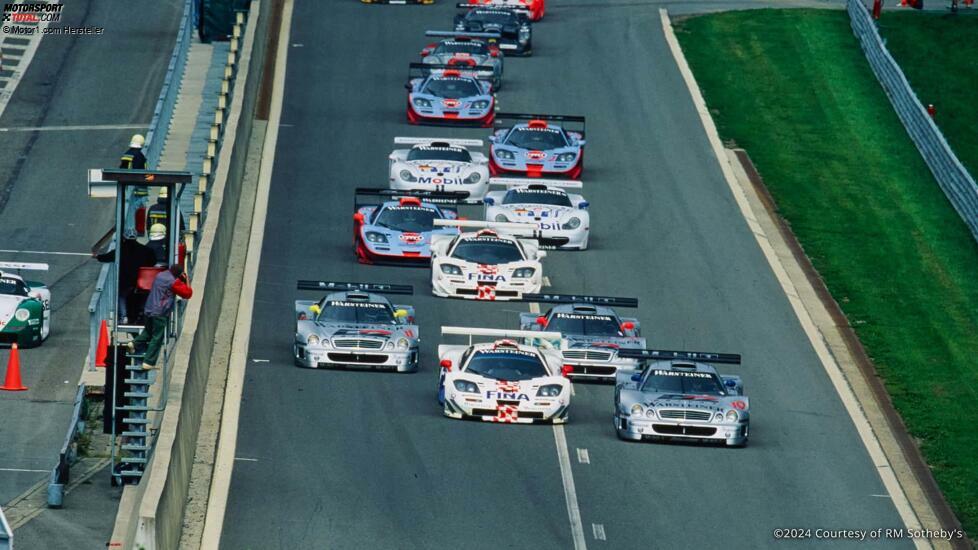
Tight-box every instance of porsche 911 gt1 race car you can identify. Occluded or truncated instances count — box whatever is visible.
[489,113,586,179]
[430,220,549,301]
[519,294,644,380]
[421,31,503,90]
[406,64,495,127]
[464,0,544,21]
[353,188,467,265]
[614,350,749,447]
[483,178,589,249]
[294,281,420,372]
[437,326,571,423]
[389,137,490,199]
[0,262,51,348]
[454,5,532,56]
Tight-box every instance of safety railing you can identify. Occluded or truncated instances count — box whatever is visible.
[145,0,194,168]
[47,384,87,508]
[86,262,115,370]
[848,0,978,243]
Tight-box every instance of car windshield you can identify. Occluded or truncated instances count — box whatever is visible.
[374,206,440,233]
[464,350,548,381]
[451,237,524,264]
[503,188,572,207]
[423,77,480,99]
[547,313,621,336]
[407,147,471,163]
[641,369,726,396]
[0,276,28,296]
[470,11,517,25]
[318,301,395,325]
[505,127,568,150]
[435,42,487,55]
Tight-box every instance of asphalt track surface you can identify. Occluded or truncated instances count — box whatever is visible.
[222,1,908,548]
[0,0,181,505]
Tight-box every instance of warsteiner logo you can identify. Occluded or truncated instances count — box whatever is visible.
[2,3,63,23]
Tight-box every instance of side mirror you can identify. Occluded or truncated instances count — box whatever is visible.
[483,197,494,206]
[309,304,321,315]
[353,212,365,223]
[538,250,547,259]
[630,372,642,382]
[561,365,573,377]
[535,315,547,327]
[487,135,497,143]
[577,139,587,146]
[394,309,409,319]
[621,321,635,331]
[440,359,453,371]
[725,379,737,388]
[404,83,413,91]
[297,312,307,321]
[578,201,589,210]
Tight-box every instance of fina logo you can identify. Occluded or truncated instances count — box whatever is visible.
[486,391,529,401]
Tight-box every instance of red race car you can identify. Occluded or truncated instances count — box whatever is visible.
[466,0,544,21]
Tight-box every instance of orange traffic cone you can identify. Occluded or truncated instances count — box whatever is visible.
[1,343,27,391]
[95,319,109,368]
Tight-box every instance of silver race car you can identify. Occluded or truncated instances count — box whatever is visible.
[519,294,644,381]
[614,350,749,447]
[293,281,420,372]
[389,137,490,200]
[483,178,590,249]
[437,326,571,423]
[421,31,503,91]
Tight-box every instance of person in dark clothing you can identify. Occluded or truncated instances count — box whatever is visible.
[94,231,157,323]
[146,223,168,266]
[129,264,193,370]
[146,186,186,233]
[120,134,147,170]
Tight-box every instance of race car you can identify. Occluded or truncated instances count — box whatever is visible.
[388,137,490,200]
[489,113,586,179]
[406,64,495,127]
[614,350,749,447]
[464,0,544,21]
[437,326,571,423]
[421,31,503,90]
[519,294,644,380]
[0,262,50,348]
[353,188,465,265]
[293,281,420,372]
[483,178,589,249]
[430,220,549,301]
[454,5,532,56]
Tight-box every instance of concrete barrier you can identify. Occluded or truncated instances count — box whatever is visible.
[109,1,273,548]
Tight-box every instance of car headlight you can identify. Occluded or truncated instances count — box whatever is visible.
[556,152,576,163]
[714,412,725,423]
[464,172,482,184]
[630,404,644,417]
[440,264,462,275]
[561,217,581,230]
[471,100,490,110]
[494,213,509,223]
[518,27,530,43]
[14,308,30,322]
[365,231,388,243]
[495,149,514,160]
[453,379,479,393]
[413,97,431,108]
[399,169,417,182]
[536,384,562,397]
[306,334,320,346]
[725,409,739,422]
[397,337,410,349]
[513,267,535,278]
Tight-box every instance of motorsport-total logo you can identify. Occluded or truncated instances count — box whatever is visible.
[2,2,63,22]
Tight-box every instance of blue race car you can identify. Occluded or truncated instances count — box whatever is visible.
[489,113,586,179]
[406,63,495,127]
[353,188,470,266]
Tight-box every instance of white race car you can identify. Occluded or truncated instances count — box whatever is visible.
[437,326,571,423]
[0,262,51,348]
[430,220,546,301]
[389,137,490,200]
[483,178,589,250]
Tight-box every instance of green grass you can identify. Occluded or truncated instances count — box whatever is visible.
[675,9,978,536]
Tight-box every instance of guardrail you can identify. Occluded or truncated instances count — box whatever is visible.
[0,504,11,549]
[848,0,978,242]
[47,384,87,508]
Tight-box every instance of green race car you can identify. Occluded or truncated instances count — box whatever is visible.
[0,262,51,348]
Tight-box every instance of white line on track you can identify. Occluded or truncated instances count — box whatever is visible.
[0,11,57,120]
[576,448,590,465]
[0,249,90,257]
[591,523,606,541]
[553,425,588,550]
[250,358,269,363]
[233,457,259,462]
[0,468,48,473]
[0,124,148,132]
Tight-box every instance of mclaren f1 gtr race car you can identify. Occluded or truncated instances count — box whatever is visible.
[454,5,532,56]
[614,350,749,447]
[388,137,490,199]
[483,178,589,249]
[353,188,465,265]
[464,0,544,21]
[406,64,495,126]
[519,294,644,380]
[0,262,51,348]
[293,281,420,372]
[430,220,549,301]
[489,113,586,179]
[421,31,503,90]
[437,326,571,423]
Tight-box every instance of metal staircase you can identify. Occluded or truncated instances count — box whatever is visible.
[116,350,152,484]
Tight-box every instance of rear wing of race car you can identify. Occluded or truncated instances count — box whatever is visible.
[454,2,531,16]
[409,62,495,84]
[488,177,582,190]
[0,262,49,272]
[355,187,479,208]
[425,30,501,40]
[617,349,742,365]
[394,136,484,148]
[494,113,586,136]
[434,219,550,238]
[296,281,414,295]
[442,326,562,347]
[522,293,638,308]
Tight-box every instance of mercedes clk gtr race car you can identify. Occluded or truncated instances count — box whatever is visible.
[389,137,490,200]
[430,220,548,301]
[464,0,544,21]
[437,327,571,423]
[406,64,495,127]
[421,31,503,90]
[454,5,532,56]
[293,281,420,372]
[353,188,467,265]
[519,294,644,380]
[0,262,50,348]
[489,113,586,179]
[483,178,589,249]
[614,350,749,447]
